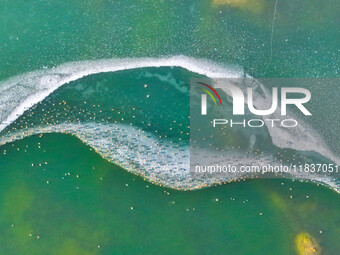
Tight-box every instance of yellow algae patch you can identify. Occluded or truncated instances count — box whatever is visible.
[269,192,288,212]
[295,233,320,255]
[3,184,34,220]
[55,218,107,255]
[211,0,265,12]
[57,239,95,255]
[1,183,36,252]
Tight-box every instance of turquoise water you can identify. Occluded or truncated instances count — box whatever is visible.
[0,0,339,254]
[0,133,339,254]
[1,0,340,80]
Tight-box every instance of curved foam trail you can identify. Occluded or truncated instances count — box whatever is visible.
[0,56,338,186]
[1,123,338,192]
[0,123,274,190]
[0,56,241,133]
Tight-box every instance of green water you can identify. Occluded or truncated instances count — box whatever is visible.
[1,0,339,254]
[1,0,340,80]
[0,133,339,255]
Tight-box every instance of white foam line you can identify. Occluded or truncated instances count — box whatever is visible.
[1,123,339,192]
[0,56,241,133]
[0,123,266,190]
[0,55,339,178]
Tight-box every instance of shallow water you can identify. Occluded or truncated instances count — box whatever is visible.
[0,66,337,191]
[0,133,339,255]
[1,0,340,80]
[0,0,339,254]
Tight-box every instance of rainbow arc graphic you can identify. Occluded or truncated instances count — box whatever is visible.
[198,82,222,115]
